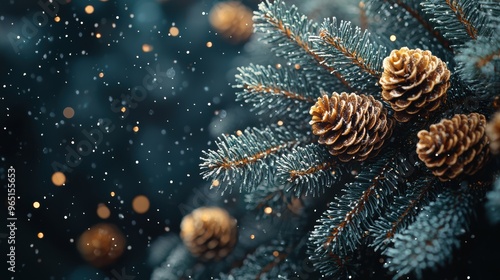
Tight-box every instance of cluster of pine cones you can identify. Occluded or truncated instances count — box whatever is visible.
[310,47,497,182]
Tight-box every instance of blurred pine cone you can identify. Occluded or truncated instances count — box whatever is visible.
[209,1,254,44]
[416,113,490,181]
[380,47,450,122]
[180,207,237,261]
[486,111,500,154]
[77,223,126,268]
[309,92,394,162]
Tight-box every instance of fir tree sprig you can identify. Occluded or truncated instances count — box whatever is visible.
[234,64,317,121]
[308,153,406,259]
[254,0,353,92]
[217,240,294,280]
[384,184,484,279]
[150,244,196,280]
[162,0,500,279]
[454,25,500,97]
[200,125,305,192]
[244,182,299,220]
[422,0,493,49]
[365,0,452,55]
[275,143,342,197]
[369,177,440,252]
[485,176,500,225]
[310,17,388,93]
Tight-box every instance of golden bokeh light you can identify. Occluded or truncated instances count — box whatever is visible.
[95,33,102,39]
[63,107,75,119]
[97,203,111,219]
[98,72,104,78]
[250,234,255,240]
[54,16,61,22]
[85,5,95,14]
[132,126,139,133]
[37,232,44,239]
[169,26,180,37]
[264,206,273,214]
[110,191,116,197]
[33,201,40,209]
[51,171,66,186]
[206,41,213,48]
[132,195,150,214]
[120,107,126,113]
[142,44,154,52]
[390,35,397,42]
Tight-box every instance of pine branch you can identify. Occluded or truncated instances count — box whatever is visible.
[308,251,357,279]
[147,234,183,268]
[310,18,388,93]
[254,0,354,92]
[365,0,453,56]
[150,243,197,280]
[421,0,492,49]
[217,240,294,280]
[308,153,408,276]
[200,125,305,193]
[454,26,500,97]
[234,64,317,121]
[384,185,484,279]
[369,178,439,252]
[300,0,365,27]
[485,176,500,225]
[244,182,302,220]
[275,143,342,197]
[480,0,500,20]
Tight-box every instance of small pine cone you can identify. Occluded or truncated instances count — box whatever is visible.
[180,207,237,261]
[309,92,394,162]
[77,223,126,268]
[379,47,451,122]
[416,113,490,181]
[209,1,253,44]
[486,111,500,154]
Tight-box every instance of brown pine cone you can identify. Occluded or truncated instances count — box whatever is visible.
[180,207,238,261]
[209,1,254,45]
[416,113,490,181]
[379,47,451,122]
[486,111,500,154]
[309,92,394,162]
[77,223,126,268]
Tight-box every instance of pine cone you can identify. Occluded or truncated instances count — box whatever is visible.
[416,113,490,181]
[209,1,253,44]
[180,207,237,261]
[486,111,500,154]
[309,92,394,162]
[77,223,126,268]
[379,47,450,122]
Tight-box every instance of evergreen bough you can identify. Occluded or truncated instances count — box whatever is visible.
[152,1,500,279]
